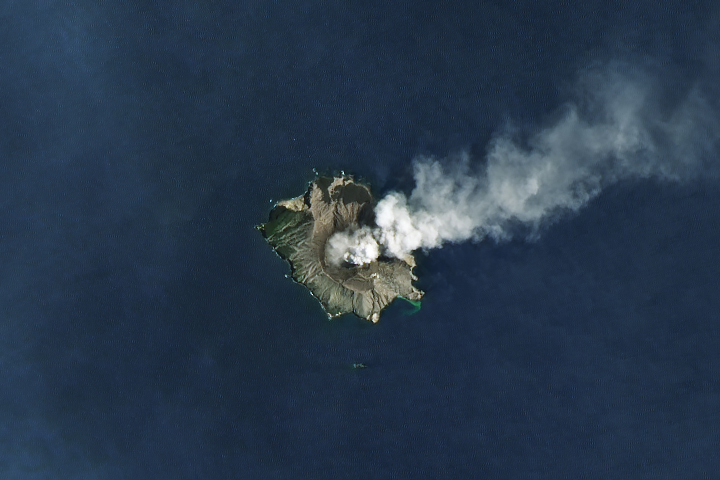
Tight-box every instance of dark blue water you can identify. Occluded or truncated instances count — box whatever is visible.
[2,1,719,478]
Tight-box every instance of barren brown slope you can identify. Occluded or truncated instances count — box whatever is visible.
[259,175,423,322]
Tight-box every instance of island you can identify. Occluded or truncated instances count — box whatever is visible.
[258,175,423,322]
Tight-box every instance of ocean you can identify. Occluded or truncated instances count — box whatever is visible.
[1,1,719,478]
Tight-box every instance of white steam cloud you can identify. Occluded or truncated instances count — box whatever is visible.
[329,69,719,265]
[326,227,379,266]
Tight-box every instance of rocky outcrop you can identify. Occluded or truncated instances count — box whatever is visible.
[259,175,423,322]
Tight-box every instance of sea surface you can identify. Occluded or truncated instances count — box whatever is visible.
[1,1,719,479]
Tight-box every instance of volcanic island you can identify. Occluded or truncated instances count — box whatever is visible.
[258,175,423,322]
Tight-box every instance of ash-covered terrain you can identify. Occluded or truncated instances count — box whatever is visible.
[259,176,423,322]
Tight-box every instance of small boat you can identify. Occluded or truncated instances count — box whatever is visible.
[352,363,367,369]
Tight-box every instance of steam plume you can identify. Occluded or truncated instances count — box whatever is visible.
[326,226,379,266]
[329,69,719,264]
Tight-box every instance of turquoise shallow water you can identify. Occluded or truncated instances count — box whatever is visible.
[399,297,423,315]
